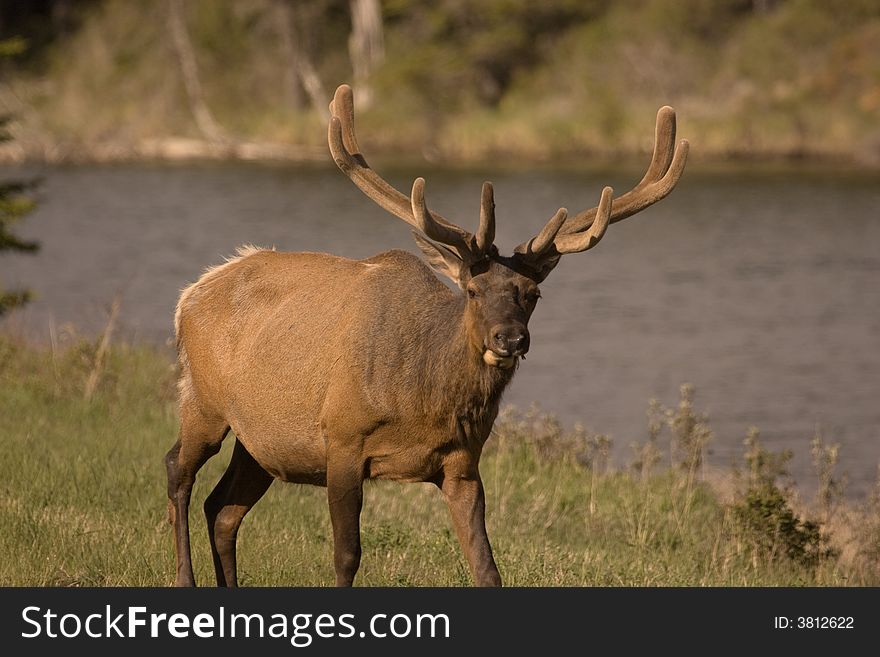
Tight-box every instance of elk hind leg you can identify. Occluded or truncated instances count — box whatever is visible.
[165,397,228,587]
[204,439,273,587]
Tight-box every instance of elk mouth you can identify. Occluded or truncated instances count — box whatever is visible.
[482,349,517,369]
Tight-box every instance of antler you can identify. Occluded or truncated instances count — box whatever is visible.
[328,84,494,262]
[515,187,614,260]
[515,105,688,264]
[566,106,688,234]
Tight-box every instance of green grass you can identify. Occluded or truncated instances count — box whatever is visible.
[1,333,877,586]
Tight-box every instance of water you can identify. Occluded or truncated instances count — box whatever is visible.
[2,161,879,497]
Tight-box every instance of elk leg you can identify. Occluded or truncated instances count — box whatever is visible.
[326,450,364,587]
[164,399,228,587]
[441,471,502,587]
[204,439,274,587]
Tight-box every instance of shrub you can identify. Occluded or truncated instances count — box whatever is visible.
[732,427,837,569]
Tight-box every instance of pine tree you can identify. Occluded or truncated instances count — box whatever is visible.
[0,37,40,316]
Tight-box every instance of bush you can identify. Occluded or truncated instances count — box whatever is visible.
[731,427,836,569]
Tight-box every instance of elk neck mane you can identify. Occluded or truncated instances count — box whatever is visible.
[401,287,517,440]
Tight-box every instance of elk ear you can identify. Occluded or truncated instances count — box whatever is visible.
[411,231,466,288]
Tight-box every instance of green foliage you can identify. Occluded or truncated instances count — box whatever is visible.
[676,0,754,37]
[0,176,39,252]
[0,35,26,57]
[731,427,837,569]
[734,487,833,568]
[381,0,607,108]
[0,35,40,315]
[3,0,879,162]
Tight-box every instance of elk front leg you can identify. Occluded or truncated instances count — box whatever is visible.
[441,467,501,587]
[326,449,364,587]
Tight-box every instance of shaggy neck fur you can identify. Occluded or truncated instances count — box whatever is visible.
[415,294,517,444]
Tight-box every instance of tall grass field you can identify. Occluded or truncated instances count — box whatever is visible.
[1,332,878,586]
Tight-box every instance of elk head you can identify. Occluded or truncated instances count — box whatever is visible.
[328,84,689,369]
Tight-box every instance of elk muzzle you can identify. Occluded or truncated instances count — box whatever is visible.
[483,324,529,368]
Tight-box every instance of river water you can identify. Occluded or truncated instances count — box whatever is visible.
[2,161,878,497]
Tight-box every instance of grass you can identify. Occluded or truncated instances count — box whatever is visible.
[1,331,878,586]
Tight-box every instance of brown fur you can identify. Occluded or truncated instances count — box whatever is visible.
[166,247,528,586]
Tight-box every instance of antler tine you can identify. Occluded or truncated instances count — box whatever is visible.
[476,182,495,254]
[514,187,612,261]
[514,208,568,257]
[552,186,613,254]
[599,138,688,225]
[329,85,363,161]
[560,106,688,235]
[328,84,481,260]
[410,178,473,258]
[636,105,677,190]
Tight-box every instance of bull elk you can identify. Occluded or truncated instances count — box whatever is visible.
[165,84,688,587]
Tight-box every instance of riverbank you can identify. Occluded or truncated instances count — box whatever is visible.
[1,133,877,169]
[2,332,878,585]
[1,1,878,168]
[0,135,329,164]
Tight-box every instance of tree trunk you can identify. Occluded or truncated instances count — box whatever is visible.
[276,0,329,121]
[167,0,226,143]
[275,0,305,111]
[348,0,384,109]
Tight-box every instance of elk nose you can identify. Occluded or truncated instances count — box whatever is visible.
[509,332,530,355]
[490,326,530,356]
